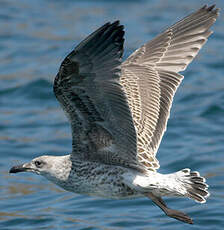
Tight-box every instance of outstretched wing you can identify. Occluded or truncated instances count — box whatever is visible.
[121,5,219,171]
[54,21,140,170]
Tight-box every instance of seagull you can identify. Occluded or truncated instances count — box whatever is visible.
[10,5,219,224]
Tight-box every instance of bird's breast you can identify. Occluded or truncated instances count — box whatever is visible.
[54,161,141,199]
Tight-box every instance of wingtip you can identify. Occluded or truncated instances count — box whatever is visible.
[111,20,125,32]
[108,20,125,53]
[200,4,220,15]
[112,20,120,25]
[200,4,215,11]
[207,4,216,11]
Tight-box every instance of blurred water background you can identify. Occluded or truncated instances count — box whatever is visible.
[0,0,224,229]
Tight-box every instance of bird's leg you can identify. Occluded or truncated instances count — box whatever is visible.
[145,192,193,224]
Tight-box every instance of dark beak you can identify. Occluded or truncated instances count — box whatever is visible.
[9,164,30,173]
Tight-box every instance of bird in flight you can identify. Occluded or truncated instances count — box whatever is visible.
[10,5,219,224]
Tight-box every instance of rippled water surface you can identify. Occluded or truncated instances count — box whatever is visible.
[1,0,224,229]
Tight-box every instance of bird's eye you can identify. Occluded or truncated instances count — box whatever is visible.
[35,160,43,168]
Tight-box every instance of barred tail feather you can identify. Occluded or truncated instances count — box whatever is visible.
[177,168,210,203]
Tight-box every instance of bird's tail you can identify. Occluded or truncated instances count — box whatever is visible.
[175,168,210,203]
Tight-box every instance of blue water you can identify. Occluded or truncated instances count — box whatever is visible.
[1,0,224,229]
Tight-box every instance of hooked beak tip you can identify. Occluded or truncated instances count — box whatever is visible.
[9,164,27,173]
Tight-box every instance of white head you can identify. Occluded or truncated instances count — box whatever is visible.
[9,155,71,183]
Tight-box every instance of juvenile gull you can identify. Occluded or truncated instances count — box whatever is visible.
[10,5,219,224]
